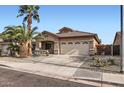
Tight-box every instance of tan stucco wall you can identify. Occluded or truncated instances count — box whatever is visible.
[0,42,10,55]
[92,38,99,54]
[54,41,60,54]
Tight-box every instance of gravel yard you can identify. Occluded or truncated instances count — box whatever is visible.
[79,56,121,73]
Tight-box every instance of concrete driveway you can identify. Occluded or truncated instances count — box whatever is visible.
[0,55,81,76]
[0,55,101,81]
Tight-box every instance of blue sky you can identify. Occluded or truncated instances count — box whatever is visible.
[0,5,120,44]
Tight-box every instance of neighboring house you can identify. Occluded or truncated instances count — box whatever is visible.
[113,32,121,45]
[113,32,121,55]
[0,38,10,56]
[35,27,101,55]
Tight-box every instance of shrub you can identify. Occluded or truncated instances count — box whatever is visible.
[107,58,115,65]
[94,58,105,67]
[93,58,108,67]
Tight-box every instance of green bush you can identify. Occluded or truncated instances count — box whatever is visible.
[95,58,104,67]
[93,58,108,67]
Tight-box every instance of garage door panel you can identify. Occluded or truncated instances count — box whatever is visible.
[61,42,89,55]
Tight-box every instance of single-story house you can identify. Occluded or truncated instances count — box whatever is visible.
[0,27,101,56]
[35,27,101,55]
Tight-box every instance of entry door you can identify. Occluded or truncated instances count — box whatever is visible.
[43,41,54,54]
[45,43,51,50]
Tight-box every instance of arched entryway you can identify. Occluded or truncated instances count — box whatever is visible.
[42,41,54,54]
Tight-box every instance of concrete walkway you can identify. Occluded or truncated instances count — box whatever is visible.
[0,55,124,86]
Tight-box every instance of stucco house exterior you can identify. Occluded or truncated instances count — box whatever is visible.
[35,27,101,55]
[0,38,10,56]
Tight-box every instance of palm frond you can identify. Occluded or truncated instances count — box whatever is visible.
[32,27,38,32]
[17,5,40,24]
[33,10,38,15]
[17,13,24,18]
[18,9,25,13]
[33,15,40,23]
[23,15,28,22]
[35,6,40,10]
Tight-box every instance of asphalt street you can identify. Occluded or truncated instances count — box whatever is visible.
[0,67,94,87]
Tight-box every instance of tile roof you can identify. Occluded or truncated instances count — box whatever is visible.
[56,30,96,37]
[41,27,101,44]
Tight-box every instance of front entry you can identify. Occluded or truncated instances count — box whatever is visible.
[42,41,54,54]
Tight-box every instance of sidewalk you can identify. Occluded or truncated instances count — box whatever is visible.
[73,68,124,86]
[0,59,124,86]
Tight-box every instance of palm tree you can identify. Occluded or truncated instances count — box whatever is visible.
[0,25,39,57]
[17,5,40,56]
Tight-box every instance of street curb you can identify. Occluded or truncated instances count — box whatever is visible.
[73,77,124,87]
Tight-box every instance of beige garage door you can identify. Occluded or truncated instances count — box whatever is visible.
[61,41,89,55]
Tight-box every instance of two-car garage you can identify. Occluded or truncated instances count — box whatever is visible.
[60,41,90,55]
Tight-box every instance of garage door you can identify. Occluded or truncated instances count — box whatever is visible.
[61,41,89,55]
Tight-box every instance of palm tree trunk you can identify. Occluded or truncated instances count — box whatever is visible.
[19,41,28,58]
[27,12,33,56]
[28,40,32,56]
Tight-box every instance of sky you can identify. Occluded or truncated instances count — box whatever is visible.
[0,5,120,44]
